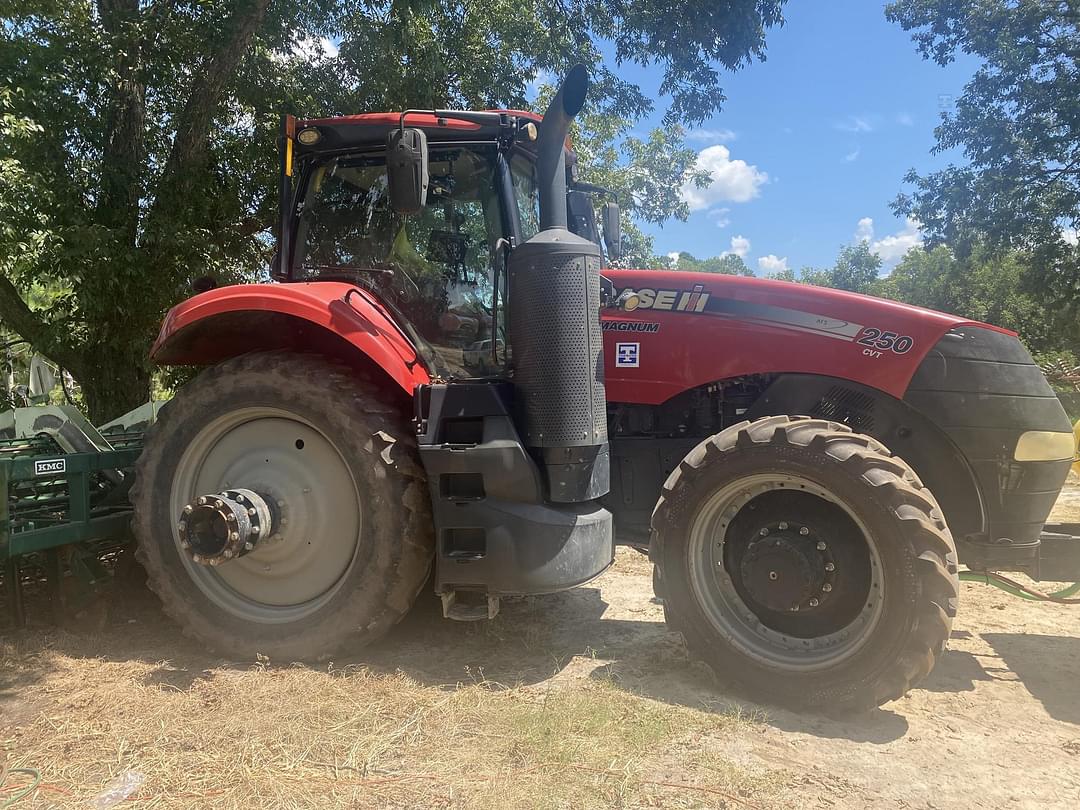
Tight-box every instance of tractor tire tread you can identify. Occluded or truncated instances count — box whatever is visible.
[651,415,959,714]
[131,351,433,660]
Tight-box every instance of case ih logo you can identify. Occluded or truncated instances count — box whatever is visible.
[620,285,709,312]
[34,458,66,476]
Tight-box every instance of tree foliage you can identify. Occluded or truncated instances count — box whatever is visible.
[672,251,754,275]
[876,245,1065,351]
[886,0,1080,310]
[781,242,883,294]
[0,0,787,420]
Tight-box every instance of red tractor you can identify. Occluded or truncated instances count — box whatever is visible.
[133,67,1080,713]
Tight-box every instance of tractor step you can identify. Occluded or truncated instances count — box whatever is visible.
[440,590,500,621]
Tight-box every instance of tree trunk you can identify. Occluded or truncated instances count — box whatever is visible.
[76,350,153,425]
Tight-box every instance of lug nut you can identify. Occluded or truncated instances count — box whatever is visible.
[825,562,835,572]
[229,531,240,542]
[809,597,820,607]
[816,541,827,551]
[182,505,193,515]
[822,583,833,592]
[248,508,257,517]
[245,541,254,551]
[214,499,224,509]
[197,496,207,506]
[759,528,769,536]
[778,521,788,530]
[799,526,810,536]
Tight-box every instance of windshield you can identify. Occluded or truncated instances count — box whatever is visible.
[295,145,517,378]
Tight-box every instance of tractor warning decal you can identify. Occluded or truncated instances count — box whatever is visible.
[615,343,640,368]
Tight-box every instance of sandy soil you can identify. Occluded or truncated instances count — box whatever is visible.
[2,483,1080,808]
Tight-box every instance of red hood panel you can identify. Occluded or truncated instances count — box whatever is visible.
[601,269,1007,405]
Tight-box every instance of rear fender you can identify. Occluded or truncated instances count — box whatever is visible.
[151,283,430,397]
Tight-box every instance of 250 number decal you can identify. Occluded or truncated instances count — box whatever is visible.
[856,327,914,354]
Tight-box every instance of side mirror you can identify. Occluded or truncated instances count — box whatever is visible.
[602,201,621,260]
[566,190,599,243]
[386,127,429,213]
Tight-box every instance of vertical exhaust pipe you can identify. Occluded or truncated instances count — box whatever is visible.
[508,65,609,504]
[536,64,589,231]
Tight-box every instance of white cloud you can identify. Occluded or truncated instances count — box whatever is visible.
[725,235,751,258]
[843,148,860,163]
[1063,228,1079,246]
[854,217,874,242]
[835,116,875,134]
[758,254,788,274]
[686,128,736,143]
[870,217,922,263]
[709,207,731,228]
[682,145,768,210]
[897,112,914,126]
[666,251,680,267]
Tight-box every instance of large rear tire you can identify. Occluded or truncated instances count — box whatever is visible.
[131,352,434,660]
[652,415,958,713]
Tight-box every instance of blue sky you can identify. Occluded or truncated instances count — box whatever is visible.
[609,1,981,274]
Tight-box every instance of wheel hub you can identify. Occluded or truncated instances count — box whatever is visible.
[178,488,278,566]
[740,531,824,611]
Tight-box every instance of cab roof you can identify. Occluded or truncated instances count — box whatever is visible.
[295,109,544,153]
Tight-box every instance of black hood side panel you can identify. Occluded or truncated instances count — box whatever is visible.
[904,326,1071,549]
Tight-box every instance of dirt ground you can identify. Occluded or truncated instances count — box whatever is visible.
[2,485,1080,808]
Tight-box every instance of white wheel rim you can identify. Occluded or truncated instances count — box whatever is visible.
[686,472,886,672]
[169,407,362,624]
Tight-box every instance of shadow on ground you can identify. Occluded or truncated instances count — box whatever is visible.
[7,573,1047,746]
[983,633,1080,725]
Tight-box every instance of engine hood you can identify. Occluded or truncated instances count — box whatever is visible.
[601,267,1013,405]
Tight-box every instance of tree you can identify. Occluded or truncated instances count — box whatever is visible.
[672,251,754,275]
[0,0,787,421]
[876,245,1067,353]
[795,242,882,294]
[886,1,1080,309]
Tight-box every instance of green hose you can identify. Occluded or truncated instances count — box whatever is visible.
[0,768,41,809]
[959,571,1080,601]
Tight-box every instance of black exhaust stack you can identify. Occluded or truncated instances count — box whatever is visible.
[508,65,609,503]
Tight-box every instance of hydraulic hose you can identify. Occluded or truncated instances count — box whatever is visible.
[959,571,1080,603]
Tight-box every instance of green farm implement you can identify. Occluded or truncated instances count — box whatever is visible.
[0,403,158,627]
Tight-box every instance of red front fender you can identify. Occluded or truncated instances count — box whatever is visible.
[152,282,430,396]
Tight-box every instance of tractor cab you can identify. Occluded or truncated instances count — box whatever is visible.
[276,104,619,381]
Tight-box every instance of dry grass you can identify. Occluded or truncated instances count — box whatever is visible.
[0,632,779,809]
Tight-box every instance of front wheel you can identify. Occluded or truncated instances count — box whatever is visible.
[652,415,958,713]
[131,352,434,660]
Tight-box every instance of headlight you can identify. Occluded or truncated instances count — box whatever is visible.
[1013,431,1075,462]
